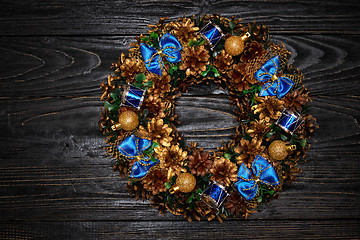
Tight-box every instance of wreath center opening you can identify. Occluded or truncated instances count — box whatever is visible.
[175,85,237,150]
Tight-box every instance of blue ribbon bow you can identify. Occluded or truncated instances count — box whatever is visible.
[254,55,294,99]
[140,33,182,76]
[117,134,159,178]
[234,155,279,201]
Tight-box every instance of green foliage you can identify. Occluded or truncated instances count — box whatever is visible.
[202,65,220,78]
[143,141,160,157]
[142,32,160,47]
[257,184,275,204]
[223,147,239,164]
[138,109,150,127]
[238,85,262,105]
[229,21,236,30]
[104,100,120,112]
[196,173,213,190]
[135,73,146,82]
[188,38,206,48]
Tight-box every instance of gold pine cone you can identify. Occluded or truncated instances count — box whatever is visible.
[119,57,145,82]
[213,50,233,74]
[139,118,173,147]
[188,150,213,177]
[246,119,271,138]
[224,191,246,218]
[168,18,199,43]
[142,170,168,195]
[179,45,210,76]
[283,87,311,112]
[155,144,187,178]
[240,41,266,63]
[253,96,284,122]
[210,157,237,186]
[235,138,265,167]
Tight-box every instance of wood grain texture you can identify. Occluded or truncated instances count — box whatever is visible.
[1,0,360,238]
[0,35,359,98]
[0,0,360,36]
[1,220,359,239]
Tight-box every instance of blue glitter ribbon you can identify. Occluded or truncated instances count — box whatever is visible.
[117,134,159,178]
[254,55,294,99]
[234,155,279,201]
[140,33,182,76]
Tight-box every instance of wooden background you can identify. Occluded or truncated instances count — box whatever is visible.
[1,0,360,239]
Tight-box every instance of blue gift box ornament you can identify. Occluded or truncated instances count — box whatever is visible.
[276,109,303,135]
[121,85,146,110]
[200,181,229,209]
[199,21,224,50]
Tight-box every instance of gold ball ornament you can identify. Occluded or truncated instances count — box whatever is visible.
[169,173,196,194]
[224,32,250,56]
[111,110,139,132]
[268,140,296,160]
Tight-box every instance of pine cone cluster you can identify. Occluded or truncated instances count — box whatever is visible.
[127,180,151,201]
[248,22,269,43]
[298,114,319,138]
[246,119,271,138]
[188,150,213,176]
[119,57,145,81]
[148,17,168,34]
[155,144,187,178]
[227,63,253,92]
[224,191,247,218]
[100,75,117,100]
[147,73,172,97]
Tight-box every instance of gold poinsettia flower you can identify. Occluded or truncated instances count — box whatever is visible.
[155,144,187,178]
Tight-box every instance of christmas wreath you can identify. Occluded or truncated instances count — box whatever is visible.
[99,14,318,222]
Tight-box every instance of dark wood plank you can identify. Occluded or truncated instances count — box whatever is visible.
[1,1,360,238]
[0,0,360,36]
[0,35,359,98]
[0,92,359,221]
[1,220,359,239]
